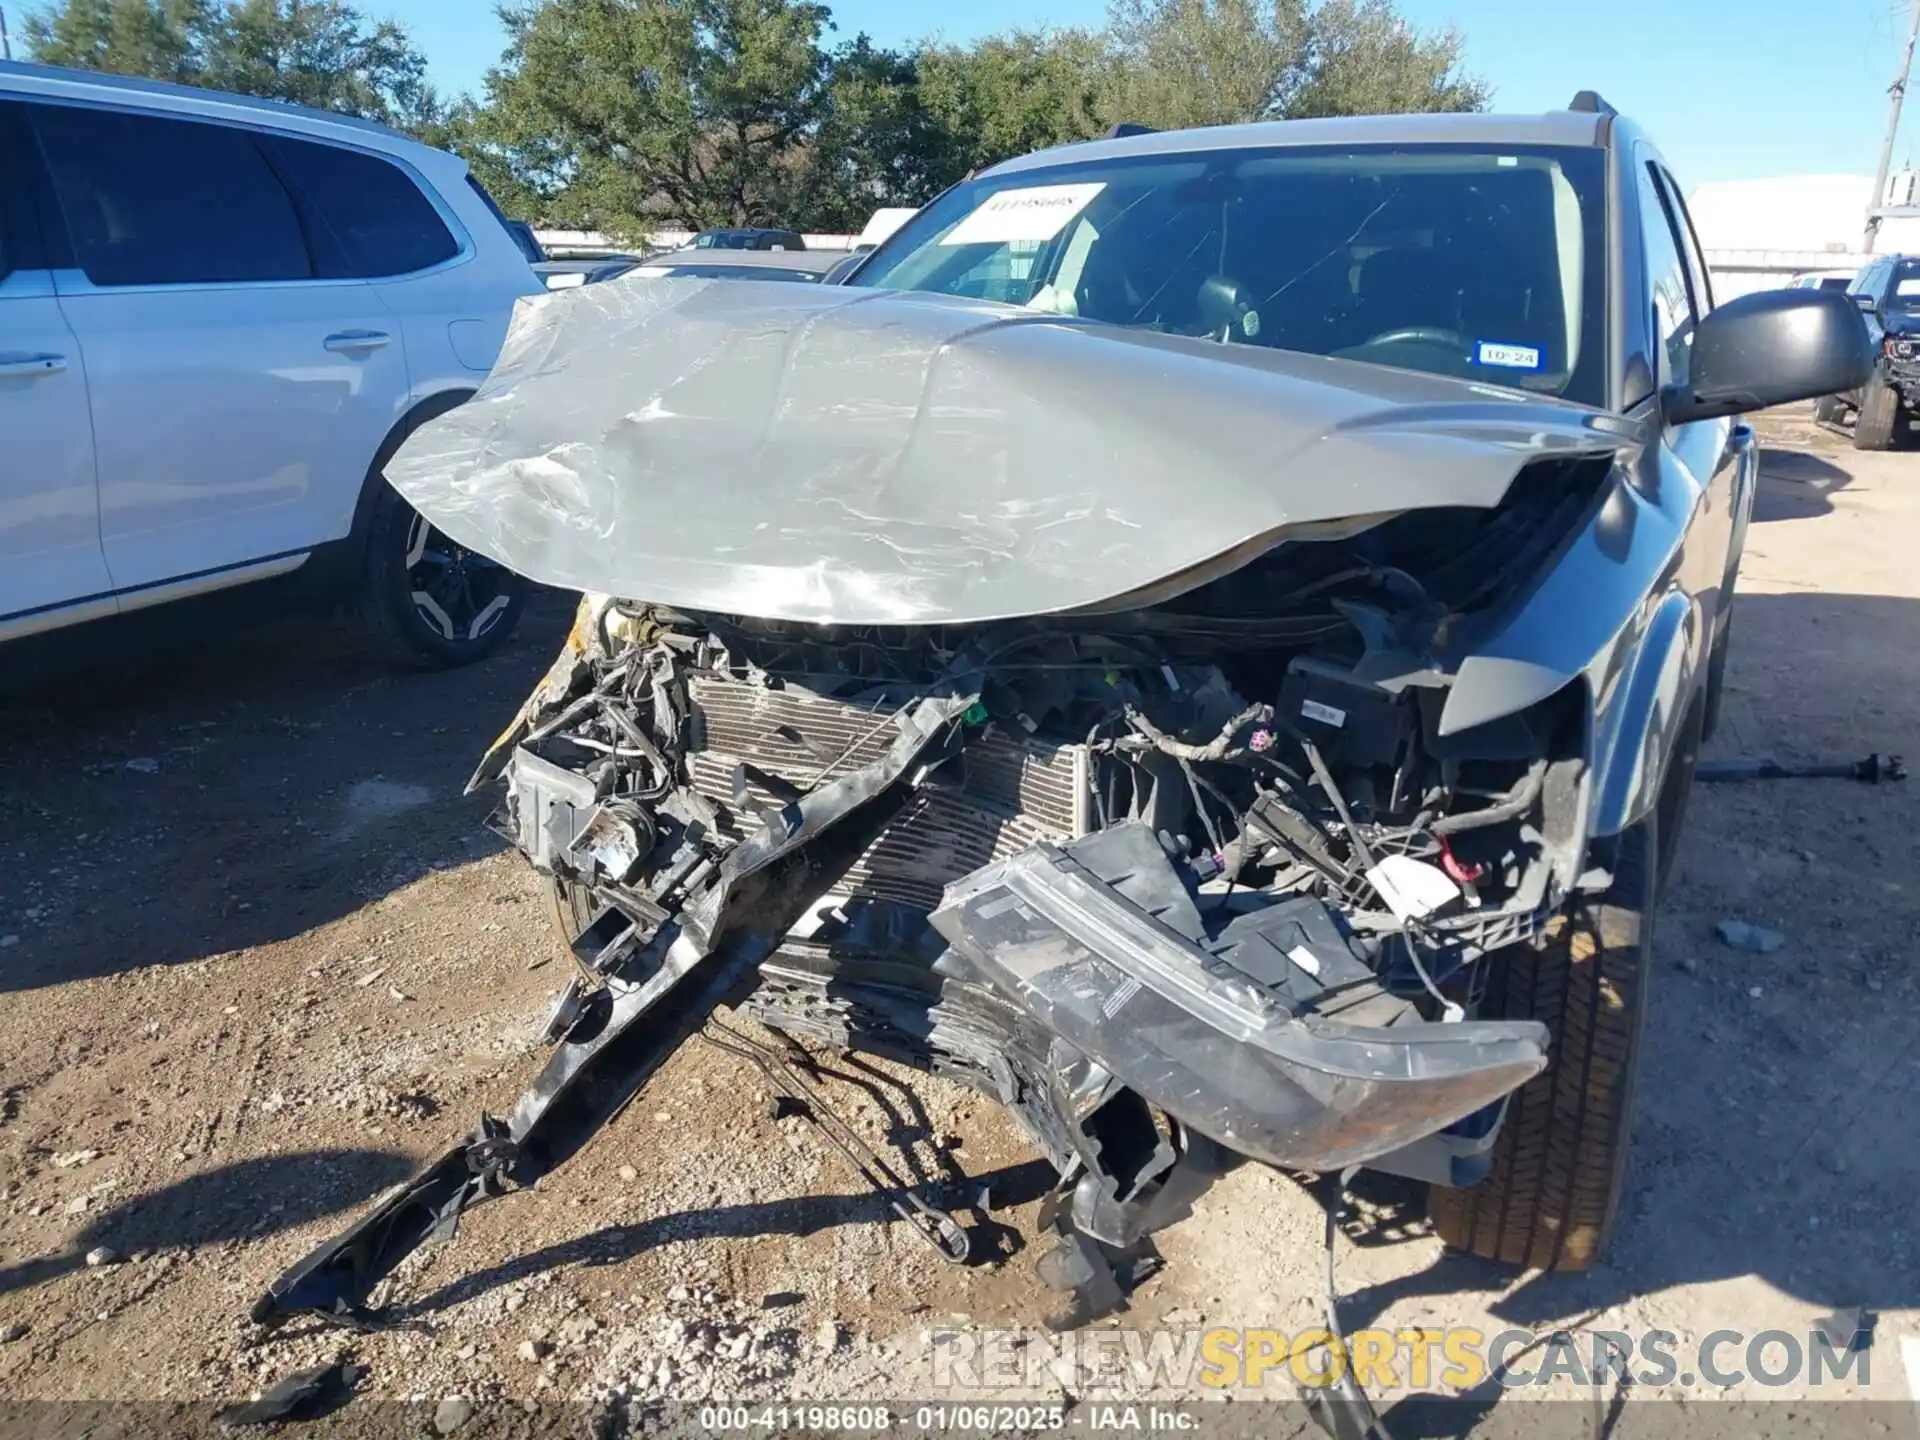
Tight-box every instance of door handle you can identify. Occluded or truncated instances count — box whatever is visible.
[323,330,392,354]
[0,353,68,378]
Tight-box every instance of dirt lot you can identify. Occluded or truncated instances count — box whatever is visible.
[2,411,1917,1435]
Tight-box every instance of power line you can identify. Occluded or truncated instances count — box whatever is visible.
[1866,0,1920,250]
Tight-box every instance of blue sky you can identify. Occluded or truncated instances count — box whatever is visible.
[400,0,1920,186]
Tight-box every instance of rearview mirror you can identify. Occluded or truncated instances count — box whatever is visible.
[1855,292,1877,312]
[1663,289,1872,425]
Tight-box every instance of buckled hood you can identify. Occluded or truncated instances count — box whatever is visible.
[385,279,1633,626]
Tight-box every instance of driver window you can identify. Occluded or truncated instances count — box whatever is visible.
[1655,164,1713,316]
[1637,159,1697,391]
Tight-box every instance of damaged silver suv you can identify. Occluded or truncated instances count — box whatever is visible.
[254,98,1868,1345]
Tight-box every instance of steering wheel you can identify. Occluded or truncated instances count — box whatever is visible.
[1361,325,1469,350]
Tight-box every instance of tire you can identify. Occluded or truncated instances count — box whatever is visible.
[1852,372,1901,450]
[1428,819,1657,1271]
[1812,393,1847,429]
[359,479,527,669]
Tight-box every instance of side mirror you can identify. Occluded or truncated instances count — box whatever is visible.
[1854,292,1877,312]
[1663,289,1873,424]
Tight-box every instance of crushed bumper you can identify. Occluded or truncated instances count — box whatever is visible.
[930,824,1547,1172]
[1881,349,1920,400]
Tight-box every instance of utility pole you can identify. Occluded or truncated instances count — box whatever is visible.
[1,8,12,62]
[1866,0,1920,252]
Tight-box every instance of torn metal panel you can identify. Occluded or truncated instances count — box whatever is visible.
[929,824,1548,1170]
[251,673,977,1326]
[383,281,1627,626]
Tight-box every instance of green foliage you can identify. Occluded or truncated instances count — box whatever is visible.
[1104,0,1299,132]
[1281,0,1488,119]
[22,0,1486,234]
[799,37,951,229]
[914,31,1112,181]
[475,0,837,234]
[1103,0,1484,133]
[23,0,437,127]
[22,0,208,83]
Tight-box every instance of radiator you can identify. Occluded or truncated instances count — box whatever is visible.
[687,676,1089,910]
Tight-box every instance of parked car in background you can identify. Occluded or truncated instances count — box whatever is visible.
[627,248,848,283]
[1818,253,1920,448]
[1788,268,1855,292]
[0,61,546,668]
[851,206,917,252]
[689,226,806,251]
[535,253,643,289]
[820,251,867,284]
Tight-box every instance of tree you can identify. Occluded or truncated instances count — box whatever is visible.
[22,0,437,128]
[1104,0,1297,132]
[483,0,837,234]
[798,37,951,229]
[23,0,210,82]
[914,31,1111,180]
[201,0,436,127]
[1281,0,1486,118]
[1100,0,1483,133]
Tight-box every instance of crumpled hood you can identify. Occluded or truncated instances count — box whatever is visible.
[385,279,1632,626]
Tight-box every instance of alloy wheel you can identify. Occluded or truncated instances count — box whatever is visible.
[403,513,516,643]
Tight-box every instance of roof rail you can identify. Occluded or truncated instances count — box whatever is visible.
[1106,122,1157,139]
[1568,90,1617,116]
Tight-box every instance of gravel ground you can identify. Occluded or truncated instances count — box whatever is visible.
[1,411,1916,1436]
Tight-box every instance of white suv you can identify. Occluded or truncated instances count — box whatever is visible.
[0,62,545,669]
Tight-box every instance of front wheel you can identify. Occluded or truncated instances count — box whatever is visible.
[1428,820,1657,1271]
[1852,372,1903,450]
[359,481,527,669]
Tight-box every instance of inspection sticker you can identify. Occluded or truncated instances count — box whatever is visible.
[1299,698,1347,728]
[1474,340,1543,370]
[940,182,1107,246]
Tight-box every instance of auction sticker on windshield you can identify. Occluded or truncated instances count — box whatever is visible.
[1474,340,1543,370]
[941,183,1107,246]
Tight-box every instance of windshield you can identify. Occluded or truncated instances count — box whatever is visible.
[856,143,1607,405]
[694,231,752,250]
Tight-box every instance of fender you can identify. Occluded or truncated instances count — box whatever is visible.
[1587,586,1704,837]
[297,388,477,603]
[1722,421,1758,596]
[347,388,478,551]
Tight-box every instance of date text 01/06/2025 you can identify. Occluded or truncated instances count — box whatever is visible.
[697,1404,1206,1431]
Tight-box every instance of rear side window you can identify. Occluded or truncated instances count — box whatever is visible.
[466,176,544,264]
[260,135,459,278]
[1848,261,1885,298]
[28,103,311,287]
[0,108,19,280]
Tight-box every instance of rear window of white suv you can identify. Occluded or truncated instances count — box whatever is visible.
[258,134,459,278]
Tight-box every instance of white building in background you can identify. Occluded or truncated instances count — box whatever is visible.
[1691,172,1920,298]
